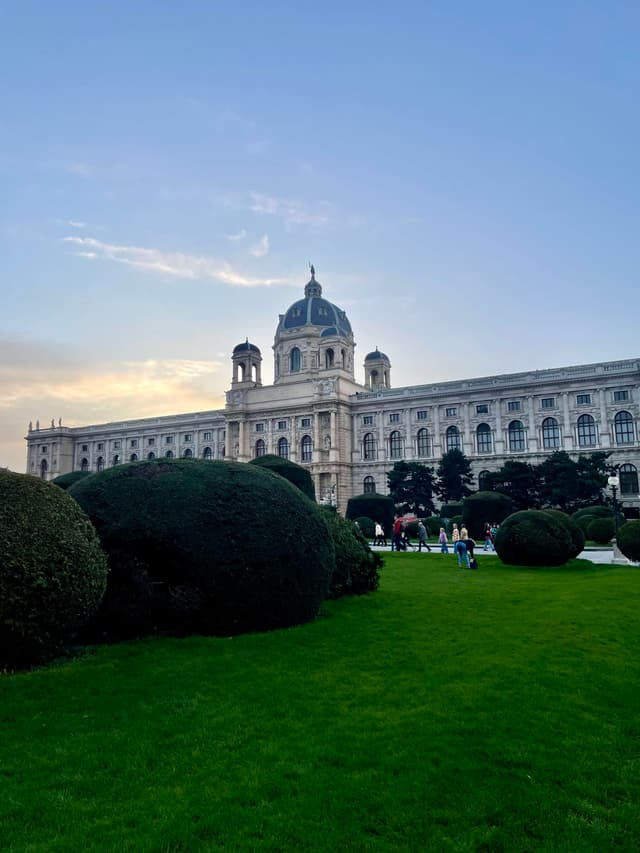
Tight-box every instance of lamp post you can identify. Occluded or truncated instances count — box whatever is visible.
[608,473,620,538]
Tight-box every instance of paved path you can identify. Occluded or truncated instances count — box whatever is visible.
[370,544,636,566]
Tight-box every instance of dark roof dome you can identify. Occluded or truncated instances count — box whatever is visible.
[281,267,352,336]
[365,347,389,361]
[233,339,261,355]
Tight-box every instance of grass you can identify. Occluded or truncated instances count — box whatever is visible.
[1,553,639,852]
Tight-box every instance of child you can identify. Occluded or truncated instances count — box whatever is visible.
[438,527,448,553]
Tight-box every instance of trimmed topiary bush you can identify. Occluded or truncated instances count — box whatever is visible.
[543,510,585,559]
[69,458,334,639]
[249,454,315,501]
[425,516,444,536]
[354,516,375,539]
[494,510,572,567]
[51,470,92,491]
[587,517,615,544]
[0,471,107,668]
[322,509,381,598]
[447,515,463,536]
[572,505,613,521]
[441,503,463,519]
[346,494,395,537]
[617,521,640,562]
[462,491,513,540]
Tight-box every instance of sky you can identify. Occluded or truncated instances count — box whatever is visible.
[1,1,639,471]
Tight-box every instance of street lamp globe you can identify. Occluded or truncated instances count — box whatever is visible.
[608,475,620,489]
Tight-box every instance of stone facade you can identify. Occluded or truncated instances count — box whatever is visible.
[25,273,640,509]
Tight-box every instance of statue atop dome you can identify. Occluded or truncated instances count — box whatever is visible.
[304,262,322,298]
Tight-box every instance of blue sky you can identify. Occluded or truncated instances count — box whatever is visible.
[1,2,639,470]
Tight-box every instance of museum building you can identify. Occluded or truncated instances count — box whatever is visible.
[25,269,640,509]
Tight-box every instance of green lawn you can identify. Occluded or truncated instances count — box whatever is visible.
[2,554,639,852]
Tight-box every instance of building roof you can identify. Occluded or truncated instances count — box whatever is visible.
[233,339,261,355]
[365,347,389,361]
[281,272,352,336]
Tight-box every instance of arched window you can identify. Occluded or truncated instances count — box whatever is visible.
[478,470,491,491]
[542,417,560,450]
[112,455,120,466]
[301,434,312,462]
[96,456,104,472]
[40,458,48,479]
[416,428,430,457]
[446,425,461,452]
[476,423,492,454]
[508,420,525,451]
[363,475,376,494]
[614,411,634,445]
[147,452,155,460]
[290,347,301,373]
[620,463,639,495]
[389,430,403,459]
[203,446,212,460]
[80,458,89,472]
[238,362,245,382]
[130,453,138,462]
[165,450,174,459]
[325,348,334,369]
[341,348,346,366]
[363,432,376,460]
[277,437,289,459]
[255,438,266,458]
[577,414,597,447]
[183,448,193,458]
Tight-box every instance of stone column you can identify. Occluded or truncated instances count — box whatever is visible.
[494,399,504,454]
[330,410,338,462]
[432,406,442,457]
[314,412,320,453]
[463,403,473,456]
[238,420,245,460]
[561,392,574,450]
[599,388,611,448]
[526,396,538,452]
[404,408,413,459]
[378,410,385,461]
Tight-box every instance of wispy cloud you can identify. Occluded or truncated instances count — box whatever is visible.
[68,219,87,229]
[249,234,270,257]
[226,228,247,241]
[63,236,291,287]
[249,192,333,227]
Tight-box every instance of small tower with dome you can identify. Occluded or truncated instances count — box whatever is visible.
[273,265,356,384]
[364,348,391,390]
[231,339,262,387]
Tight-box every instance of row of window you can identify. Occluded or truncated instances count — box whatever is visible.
[73,432,217,453]
[287,347,346,373]
[360,463,640,497]
[78,446,221,472]
[361,411,637,459]
[358,390,632,425]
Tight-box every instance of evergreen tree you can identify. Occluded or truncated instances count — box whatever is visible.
[575,452,610,509]
[386,461,436,516]
[484,460,540,511]
[435,449,473,503]
[538,451,579,511]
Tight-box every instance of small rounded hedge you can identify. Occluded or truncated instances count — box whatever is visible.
[346,493,395,535]
[587,517,615,544]
[69,459,335,638]
[322,510,381,598]
[249,454,315,501]
[572,505,613,521]
[0,471,107,668]
[51,470,92,491]
[616,521,640,562]
[543,510,585,559]
[494,510,572,567]
[462,491,513,540]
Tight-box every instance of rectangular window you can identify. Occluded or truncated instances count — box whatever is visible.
[255,423,264,433]
[113,440,121,449]
[507,401,521,412]
[541,398,555,409]
[389,413,400,423]
[301,418,311,428]
[445,407,457,417]
[476,404,488,415]
[165,436,173,445]
[148,437,155,446]
[81,444,88,452]
[41,445,48,453]
[277,421,288,430]
[416,410,428,420]
[363,415,374,425]
[577,394,592,406]
[130,439,138,448]
[614,390,629,402]
[203,431,212,440]
[183,434,192,442]
[97,443,104,451]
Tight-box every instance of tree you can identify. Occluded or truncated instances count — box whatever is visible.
[387,461,436,516]
[575,452,610,509]
[484,460,541,511]
[538,451,579,511]
[435,449,473,503]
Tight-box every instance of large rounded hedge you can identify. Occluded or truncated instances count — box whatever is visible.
[462,491,513,539]
[616,521,640,562]
[543,509,585,559]
[0,471,107,668]
[69,458,334,638]
[354,516,375,539]
[494,510,572,567]
[51,470,92,491]
[322,510,381,598]
[249,454,315,501]
[587,517,615,544]
[346,493,395,536]
[572,505,613,521]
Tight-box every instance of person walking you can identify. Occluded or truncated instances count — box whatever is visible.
[392,516,403,552]
[452,523,460,545]
[417,520,431,552]
[483,523,494,551]
[374,521,387,547]
[438,527,449,553]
